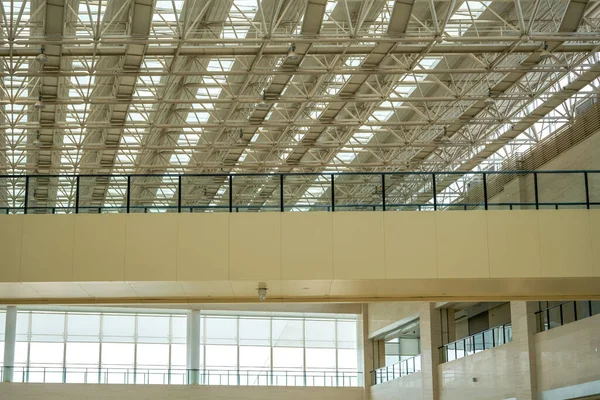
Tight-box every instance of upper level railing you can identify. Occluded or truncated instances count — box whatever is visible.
[0,170,598,214]
[371,354,421,385]
[439,323,512,363]
[534,301,600,333]
[0,366,360,387]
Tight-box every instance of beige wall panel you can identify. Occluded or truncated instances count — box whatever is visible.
[0,216,23,282]
[438,342,516,400]
[281,212,333,280]
[369,372,423,400]
[333,212,385,280]
[73,214,126,281]
[230,213,281,281]
[0,383,364,400]
[590,211,600,277]
[535,313,600,391]
[538,210,593,277]
[368,301,420,338]
[435,212,490,278]
[384,213,437,279]
[125,214,178,281]
[487,212,541,278]
[178,214,229,281]
[21,215,74,282]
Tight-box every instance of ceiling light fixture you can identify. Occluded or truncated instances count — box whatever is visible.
[258,287,267,302]
[35,47,49,64]
[34,95,45,109]
[33,131,42,147]
[540,42,552,61]
[484,88,494,106]
[286,44,300,62]
[257,90,270,109]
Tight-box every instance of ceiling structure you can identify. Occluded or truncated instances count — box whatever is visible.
[1,0,600,211]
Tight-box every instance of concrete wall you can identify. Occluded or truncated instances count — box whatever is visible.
[438,342,517,400]
[368,372,423,400]
[488,126,600,207]
[535,313,600,393]
[367,302,420,338]
[1,210,599,302]
[0,384,364,400]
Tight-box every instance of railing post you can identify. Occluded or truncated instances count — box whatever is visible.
[573,301,578,322]
[126,175,131,213]
[482,172,488,210]
[24,176,30,214]
[534,172,539,210]
[559,304,564,326]
[177,175,182,213]
[228,175,233,213]
[280,174,284,212]
[432,173,437,210]
[331,174,335,212]
[381,173,386,211]
[584,172,590,209]
[75,176,80,214]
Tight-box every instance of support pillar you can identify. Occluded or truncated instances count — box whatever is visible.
[440,308,456,346]
[357,304,373,395]
[510,301,538,400]
[3,306,17,382]
[420,302,441,400]
[187,310,201,385]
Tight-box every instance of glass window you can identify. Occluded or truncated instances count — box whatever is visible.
[205,317,237,345]
[306,348,336,370]
[102,343,135,368]
[205,344,237,368]
[239,346,270,369]
[272,319,303,347]
[170,343,187,368]
[239,318,270,346]
[273,347,303,370]
[138,315,170,344]
[31,313,65,342]
[66,342,100,366]
[67,314,100,341]
[336,321,356,349]
[102,315,135,342]
[137,343,170,368]
[305,319,336,349]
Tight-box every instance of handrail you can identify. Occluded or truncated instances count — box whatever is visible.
[439,323,512,363]
[534,300,600,332]
[0,366,361,387]
[371,354,421,385]
[0,170,598,214]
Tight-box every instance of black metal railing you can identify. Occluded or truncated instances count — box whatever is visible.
[0,170,598,214]
[371,354,421,385]
[534,301,600,332]
[0,366,361,387]
[439,323,512,363]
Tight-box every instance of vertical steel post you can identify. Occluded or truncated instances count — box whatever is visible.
[228,175,233,213]
[177,175,182,213]
[534,172,539,210]
[483,172,488,210]
[24,176,30,214]
[280,174,284,212]
[584,172,590,209]
[432,173,437,210]
[331,174,335,212]
[75,176,80,214]
[126,176,131,213]
[381,173,386,211]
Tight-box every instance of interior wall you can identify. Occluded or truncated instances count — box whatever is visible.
[368,372,423,400]
[367,302,420,338]
[0,384,364,400]
[488,303,511,327]
[535,313,600,393]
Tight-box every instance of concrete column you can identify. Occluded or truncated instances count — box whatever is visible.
[440,308,456,346]
[3,306,17,382]
[357,304,373,394]
[420,302,442,400]
[187,310,201,384]
[510,301,538,400]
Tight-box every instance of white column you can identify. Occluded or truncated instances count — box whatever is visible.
[420,302,441,400]
[3,306,17,383]
[187,310,201,384]
[510,301,538,400]
[356,304,373,391]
